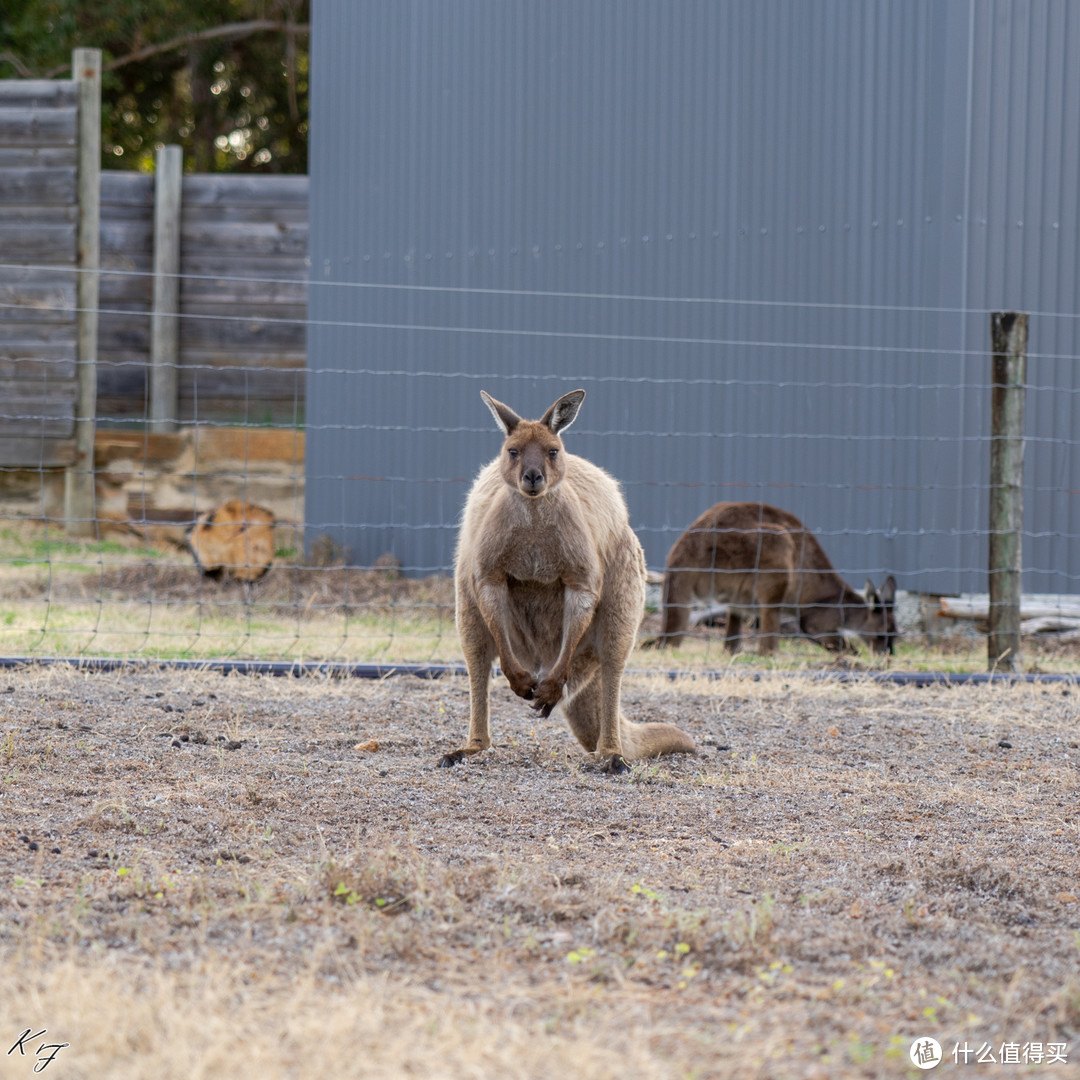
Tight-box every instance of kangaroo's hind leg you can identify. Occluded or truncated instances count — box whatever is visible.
[439,594,497,767]
[657,566,697,646]
[753,574,789,656]
[562,666,601,753]
[724,609,743,653]
[562,663,630,775]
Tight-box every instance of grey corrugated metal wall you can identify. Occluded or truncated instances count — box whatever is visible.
[306,0,1080,595]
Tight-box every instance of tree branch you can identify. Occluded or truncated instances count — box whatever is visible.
[38,20,310,79]
[0,51,35,78]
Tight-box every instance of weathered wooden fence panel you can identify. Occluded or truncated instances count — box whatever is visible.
[95,172,153,419]
[2,79,309,453]
[96,172,309,427]
[180,174,308,425]
[0,79,78,467]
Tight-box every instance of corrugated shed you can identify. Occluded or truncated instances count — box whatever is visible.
[307,0,1080,594]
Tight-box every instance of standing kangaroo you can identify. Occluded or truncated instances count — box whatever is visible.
[655,502,897,655]
[441,389,695,773]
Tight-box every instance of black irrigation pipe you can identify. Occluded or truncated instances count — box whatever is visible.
[793,669,1078,687]
[0,656,467,680]
[0,655,1076,687]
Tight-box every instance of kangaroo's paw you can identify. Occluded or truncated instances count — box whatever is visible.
[503,667,537,701]
[529,674,566,718]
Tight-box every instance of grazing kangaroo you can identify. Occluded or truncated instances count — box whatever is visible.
[655,502,897,655]
[441,389,695,773]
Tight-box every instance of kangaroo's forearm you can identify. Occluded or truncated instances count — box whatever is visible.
[474,579,523,669]
[547,585,597,679]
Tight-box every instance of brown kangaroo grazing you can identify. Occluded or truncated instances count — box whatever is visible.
[654,502,897,655]
[441,389,696,773]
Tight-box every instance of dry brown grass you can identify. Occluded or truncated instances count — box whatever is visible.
[0,664,1078,1077]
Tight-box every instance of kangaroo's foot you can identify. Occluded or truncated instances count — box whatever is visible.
[643,632,682,650]
[581,753,630,776]
[437,743,489,768]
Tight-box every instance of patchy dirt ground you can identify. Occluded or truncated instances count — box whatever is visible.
[0,663,1078,1079]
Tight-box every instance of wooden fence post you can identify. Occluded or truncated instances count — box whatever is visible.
[149,144,182,431]
[63,47,101,537]
[988,311,1028,672]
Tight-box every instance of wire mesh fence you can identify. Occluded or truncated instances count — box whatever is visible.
[4,250,1080,670]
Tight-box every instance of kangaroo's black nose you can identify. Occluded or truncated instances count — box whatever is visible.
[522,468,543,490]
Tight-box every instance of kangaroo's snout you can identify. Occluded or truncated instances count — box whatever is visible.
[521,467,545,495]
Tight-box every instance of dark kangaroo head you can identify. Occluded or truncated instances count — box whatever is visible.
[482,389,585,499]
[800,574,898,655]
[854,575,899,654]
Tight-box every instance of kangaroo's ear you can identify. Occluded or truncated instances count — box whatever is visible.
[481,391,523,436]
[542,389,586,434]
[865,579,880,606]
[879,575,897,606]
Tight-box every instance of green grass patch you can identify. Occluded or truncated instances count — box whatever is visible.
[0,524,165,571]
[0,599,461,663]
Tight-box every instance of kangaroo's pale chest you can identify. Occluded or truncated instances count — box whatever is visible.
[500,529,568,584]
[476,487,595,587]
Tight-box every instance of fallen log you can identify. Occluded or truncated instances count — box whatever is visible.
[939,594,1080,622]
[1018,615,1080,637]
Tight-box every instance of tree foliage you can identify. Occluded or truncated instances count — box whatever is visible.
[0,1,309,173]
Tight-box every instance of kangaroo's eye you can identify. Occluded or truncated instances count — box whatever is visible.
[507,448,519,458]
[548,448,559,459]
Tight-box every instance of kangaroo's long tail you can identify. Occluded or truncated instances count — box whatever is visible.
[617,718,696,759]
